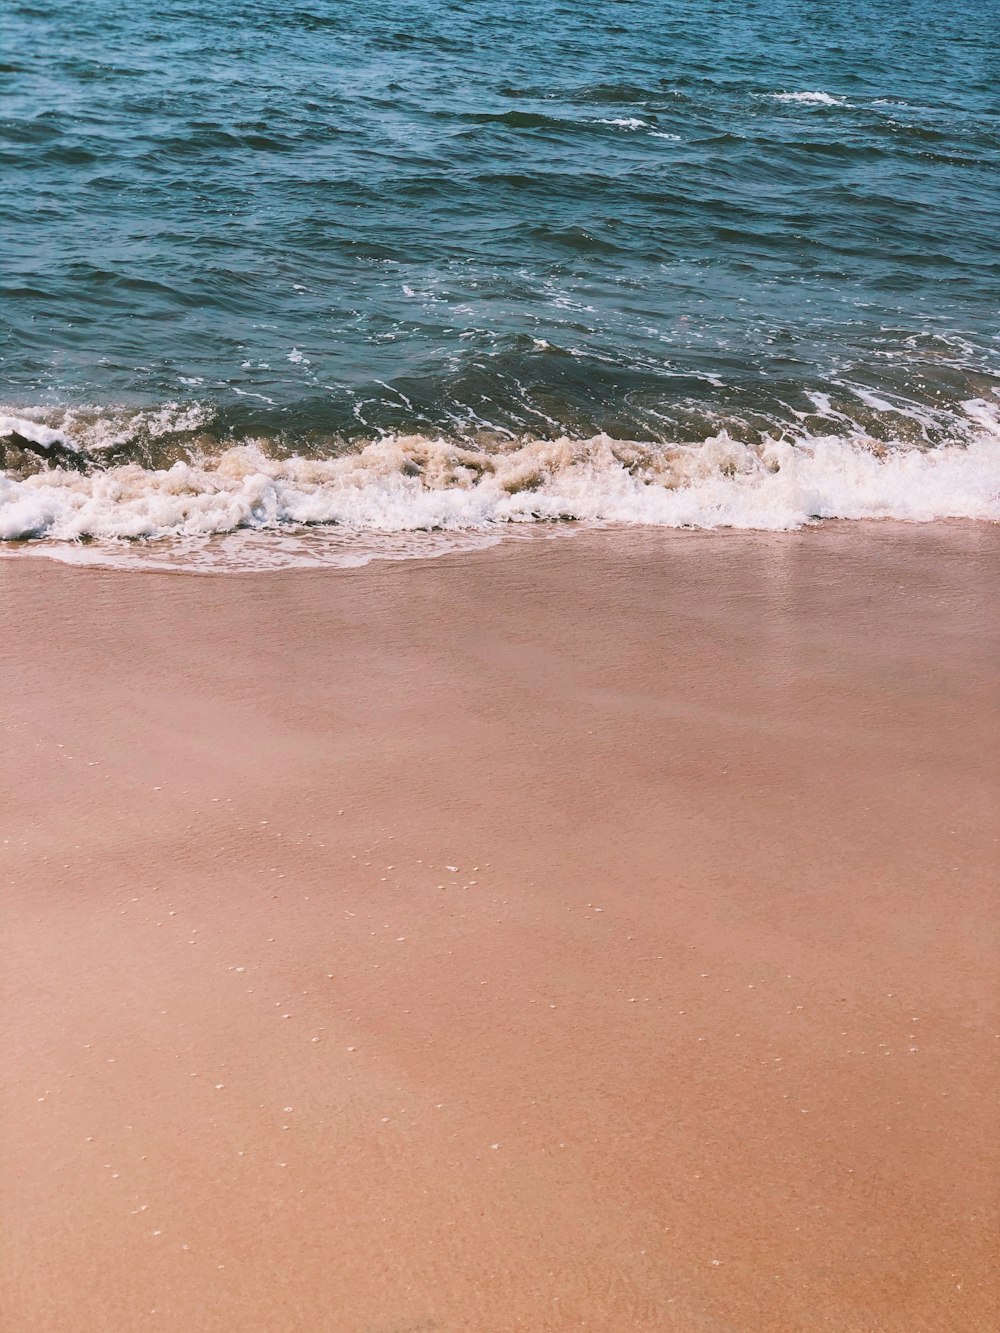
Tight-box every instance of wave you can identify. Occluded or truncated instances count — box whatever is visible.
[593,117,650,130]
[2,400,998,569]
[767,91,850,107]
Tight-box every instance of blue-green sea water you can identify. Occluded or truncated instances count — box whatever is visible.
[2,0,998,565]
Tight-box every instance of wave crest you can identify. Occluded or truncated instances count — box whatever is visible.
[2,403,998,568]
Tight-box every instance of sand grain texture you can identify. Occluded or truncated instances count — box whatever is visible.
[1,524,998,1332]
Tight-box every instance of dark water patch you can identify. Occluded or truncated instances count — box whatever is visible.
[0,118,66,145]
[524,225,626,255]
[457,110,575,132]
[38,142,102,166]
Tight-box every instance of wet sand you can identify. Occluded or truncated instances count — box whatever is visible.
[2,523,998,1332]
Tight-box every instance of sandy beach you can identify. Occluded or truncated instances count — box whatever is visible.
[2,522,997,1332]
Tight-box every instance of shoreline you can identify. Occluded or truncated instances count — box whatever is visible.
[2,511,999,576]
[2,522,998,1330]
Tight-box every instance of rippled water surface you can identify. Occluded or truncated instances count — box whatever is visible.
[2,0,998,563]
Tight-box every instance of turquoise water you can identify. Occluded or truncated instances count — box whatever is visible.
[2,0,999,562]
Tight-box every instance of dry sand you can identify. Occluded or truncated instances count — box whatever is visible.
[1,523,998,1332]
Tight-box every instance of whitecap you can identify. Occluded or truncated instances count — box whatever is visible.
[768,91,849,107]
[0,413,78,451]
[594,117,648,130]
[2,405,998,569]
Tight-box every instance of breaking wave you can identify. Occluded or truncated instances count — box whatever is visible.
[2,397,998,570]
[767,91,850,107]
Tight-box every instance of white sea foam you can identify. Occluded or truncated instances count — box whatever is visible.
[2,401,999,569]
[0,413,78,451]
[595,117,648,130]
[1,404,211,453]
[769,91,849,107]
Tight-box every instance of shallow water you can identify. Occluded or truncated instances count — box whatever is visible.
[2,0,998,564]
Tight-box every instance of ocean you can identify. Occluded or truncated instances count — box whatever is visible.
[2,0,998,568]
